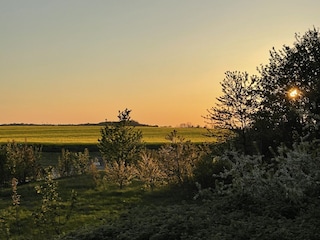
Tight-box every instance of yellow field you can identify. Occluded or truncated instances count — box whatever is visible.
[0,125,225,145]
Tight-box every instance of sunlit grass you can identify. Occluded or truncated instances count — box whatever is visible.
[0,125,224,145]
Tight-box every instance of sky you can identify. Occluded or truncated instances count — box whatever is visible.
[1,0,320,127]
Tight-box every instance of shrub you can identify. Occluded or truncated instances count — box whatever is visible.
[158,130,208,186]
[137,150,167,191]
[57,148,90,177]
[208,140,320,208]
[193,154,231,189]
[104,161,137,189]
[5,141,42,184]
[273,141,320,202]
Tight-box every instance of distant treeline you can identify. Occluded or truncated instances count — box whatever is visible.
[0,120,158,127]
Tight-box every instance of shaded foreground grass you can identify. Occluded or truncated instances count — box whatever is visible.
[0,175,192,239]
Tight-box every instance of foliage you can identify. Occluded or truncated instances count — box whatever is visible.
[57,148,90,177]
[33,167,77,237]
[136,150,167,191]
[206,71,259,153]
[98,109,143,165]
[207,139,320,207]
[0,146,9,186]
[4,141,42,184]
[274,141,320,202]
[98,109,143,188]
[0,178,21,239]
[157,130,208,185]
[88,158,103,188]
[104,161,137,189]
[193,154,231,189]
[72,148,90,175]
[33,167,62,236]
[253,27,320,152]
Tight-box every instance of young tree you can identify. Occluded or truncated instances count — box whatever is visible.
[206,71,259,153]
[98,109,143,188]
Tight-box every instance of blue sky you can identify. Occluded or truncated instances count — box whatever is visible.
[1,0,320,126]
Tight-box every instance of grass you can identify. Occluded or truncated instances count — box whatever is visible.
[0,125,226,145]
[0,175,190,239]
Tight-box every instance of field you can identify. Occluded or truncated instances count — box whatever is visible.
[0,125,225,145]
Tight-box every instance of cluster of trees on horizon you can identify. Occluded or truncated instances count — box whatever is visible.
[0,120,155,127]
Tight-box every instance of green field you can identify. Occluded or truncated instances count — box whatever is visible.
[0,125,225,145]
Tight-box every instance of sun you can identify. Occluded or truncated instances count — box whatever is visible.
[288,88,299,99]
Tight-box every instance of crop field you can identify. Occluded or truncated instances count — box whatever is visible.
[0,125,226,145]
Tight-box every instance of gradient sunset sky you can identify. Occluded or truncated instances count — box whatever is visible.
[1,0,320,126]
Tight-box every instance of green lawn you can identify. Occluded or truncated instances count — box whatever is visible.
[0,125,225,145]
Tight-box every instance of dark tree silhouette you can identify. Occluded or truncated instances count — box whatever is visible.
[206,71,259,153]
[253,27,320,153]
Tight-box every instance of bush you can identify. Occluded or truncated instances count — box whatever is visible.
[193,154,231,189]
[191,139,320,222]
[58,148,90,177]
[104,161,137,189]
[157,130,208,186]
[4,141,43,184]
[137,150,167,191]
